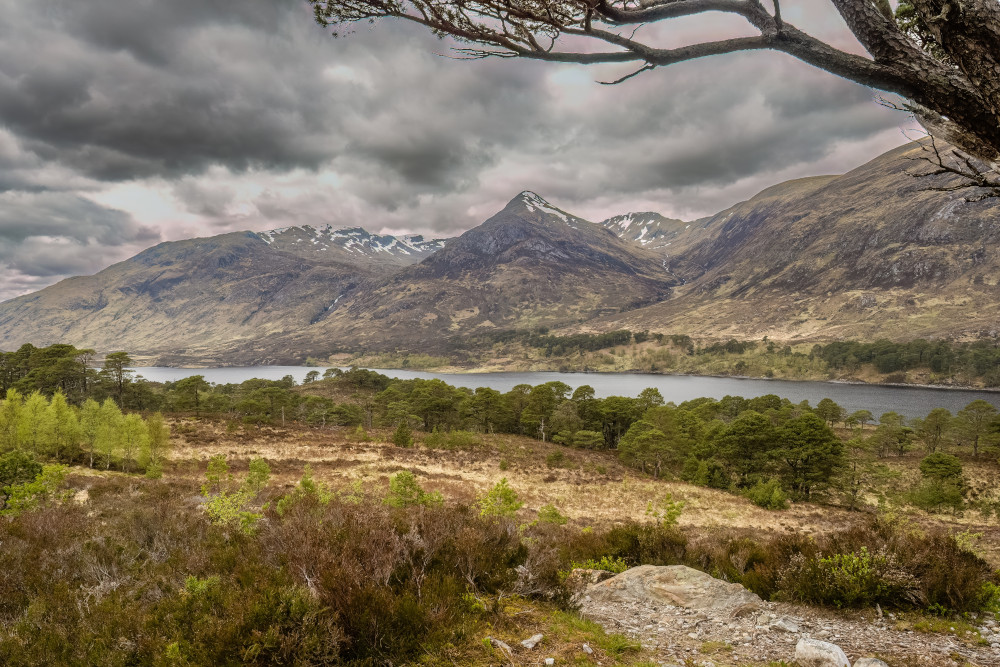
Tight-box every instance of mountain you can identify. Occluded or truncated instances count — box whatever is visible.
[256,225,448,267]
[0,232,378,364]
[587,142,1000,342]
[273,192,680,355]
[599,211,688,250]
[4,143,1000,364]
[0,192,678,363]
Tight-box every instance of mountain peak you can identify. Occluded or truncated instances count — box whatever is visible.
[503,191,586,228]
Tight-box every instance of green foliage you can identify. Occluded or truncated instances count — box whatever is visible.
[571,555,628,573]
[779,546,918,608]
[572,430,604,449]
[919,452,963,481]
[383,471,443,508]
[202,457,271,534]
[537,503,568,525]
[276,466,335,516]
[392,420,413,447]
[1,464,71,516]
[744,478,789,510]
[645,492,684,527]
[0,450,42,510]
[477,477,522,518]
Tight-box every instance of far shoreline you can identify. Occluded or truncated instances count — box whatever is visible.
[130,363,1000,394]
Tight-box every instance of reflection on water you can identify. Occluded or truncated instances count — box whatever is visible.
[131,366,999,420]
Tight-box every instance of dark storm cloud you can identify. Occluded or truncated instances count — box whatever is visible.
[0,0,914,299]
[0,192,161,300]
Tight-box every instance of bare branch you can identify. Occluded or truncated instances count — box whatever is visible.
[599,63,656,84]
[906,136,1000,201]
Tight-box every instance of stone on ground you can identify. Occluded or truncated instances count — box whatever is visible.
[854,659,889,667]
[584,565,762,612]
[795,637,851,667]
[520,633,543,649]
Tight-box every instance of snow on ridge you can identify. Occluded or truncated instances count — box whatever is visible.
[517,191,577,225]
[258,223,448,257]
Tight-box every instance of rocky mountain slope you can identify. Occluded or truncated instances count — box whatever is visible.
[0,232,380,364]
[0,192,678,363]
[256,224,448,267]
[270,192,680,356]
[599,211,688,250]
[587,142,1000,342]
[3,142,1000,363]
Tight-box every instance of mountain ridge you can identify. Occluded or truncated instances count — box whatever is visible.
[3,143,1000,364]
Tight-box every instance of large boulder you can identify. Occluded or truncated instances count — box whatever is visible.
[583,565,762,612]
[795,637,851,667]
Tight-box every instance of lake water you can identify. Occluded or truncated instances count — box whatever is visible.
[130,366,1000,419]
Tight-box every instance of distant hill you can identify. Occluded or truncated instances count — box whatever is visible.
[589,143,1000,342]
[3,142,1000,364]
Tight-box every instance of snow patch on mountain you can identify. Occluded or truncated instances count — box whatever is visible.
[600,212,686,249]
[256,224,448,258]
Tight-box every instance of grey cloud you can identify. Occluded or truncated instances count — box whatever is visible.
[0,193,161,300]
[0,0,915,298]
[0,192,159,247]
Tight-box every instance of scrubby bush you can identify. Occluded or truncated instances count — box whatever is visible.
[392,421,413,447]
[744,478,789,510]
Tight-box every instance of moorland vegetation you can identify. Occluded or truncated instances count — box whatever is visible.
[2,343,1000,664]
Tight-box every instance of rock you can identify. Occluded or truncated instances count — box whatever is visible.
[544,658,554,666]
[795,637,851,667]
[486,637,514,659]
[565,568,615,593]
[855,659,890,667]
[582,643,593,655]
[520,633,543,649]
[584,565,763,612]
[771,616,801,633]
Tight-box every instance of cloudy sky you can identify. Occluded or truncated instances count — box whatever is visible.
[0,0,918,301]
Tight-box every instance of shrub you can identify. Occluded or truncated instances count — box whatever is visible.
[778,546,919,608]
[1,464,71,517]
[393,421,413,448]
[202,457,271,534]
[546,451,569,468]
[744,478,789,510]
[645,492,685,527]
[477,478,522,518]
[537,503,568,525]
[571,555,628,574]
[383,471,443,508]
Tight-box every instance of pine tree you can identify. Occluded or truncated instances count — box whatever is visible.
[393,420,413,448]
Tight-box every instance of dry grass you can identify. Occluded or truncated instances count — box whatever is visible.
[160,418,1000,567]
